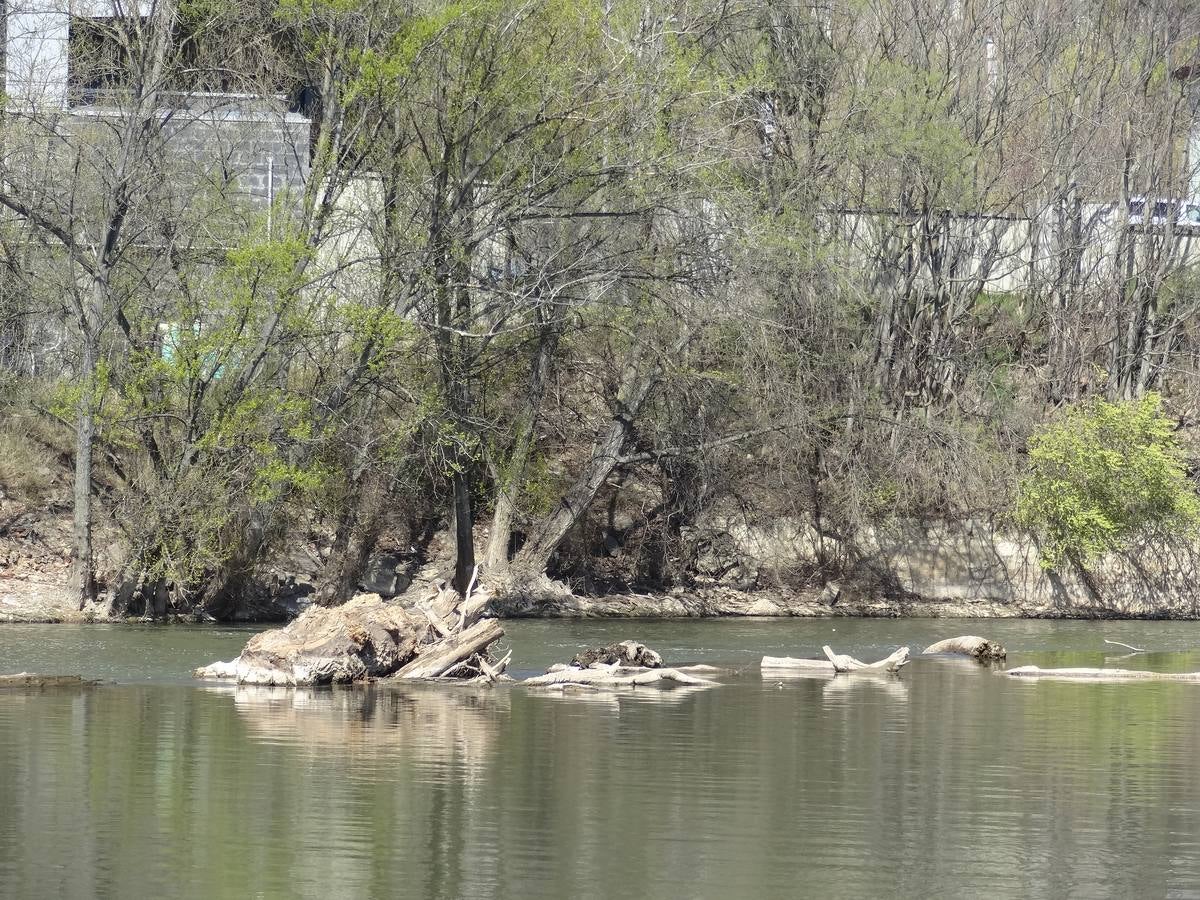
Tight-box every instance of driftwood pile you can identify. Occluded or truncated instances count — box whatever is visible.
[760,633,1200,686]
[195,573,507,686]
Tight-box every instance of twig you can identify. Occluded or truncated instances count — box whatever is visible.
[453,565,481,634]
[1104,639,1148,653]
[440,659,478,678]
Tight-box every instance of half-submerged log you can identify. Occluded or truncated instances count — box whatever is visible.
[523,663,715,688]
[762,647,911,673]
[822,645,910,673]
[923,636,1007,660]
[761,656,836,672]
[195,575,505,686]
[0,673,95,689]
[1005,666,1200,683]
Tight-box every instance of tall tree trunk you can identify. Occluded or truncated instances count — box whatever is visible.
[316,469,386,605]
[483,317,560,575]
[73,333,97,609]
[485,490,518,574]
[450,468,475,594]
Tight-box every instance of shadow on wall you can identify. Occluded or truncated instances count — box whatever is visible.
[708,515,1200,616]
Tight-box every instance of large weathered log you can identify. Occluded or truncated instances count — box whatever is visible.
[523,664,715,688]
[1005,666,1200,682]
[392,618,505,679]
[923,636,1007,660]
[822,645,910,673]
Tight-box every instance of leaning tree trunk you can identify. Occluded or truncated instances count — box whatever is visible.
[511,348,663,577]
[483,315,560,574]
[316,469,386,606]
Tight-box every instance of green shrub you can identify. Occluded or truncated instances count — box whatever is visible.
[1016,393,1200,568]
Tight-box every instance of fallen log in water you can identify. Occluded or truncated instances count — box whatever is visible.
[923,636,1007,660]
[761,646,910,674]
[1005,666,1200,683]
[0,673,96,689]
[523,663,716,688]
[761,656,836,672]
[195,572,505,686]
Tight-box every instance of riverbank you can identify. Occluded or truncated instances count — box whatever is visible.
[487,586,1199,620]
[7,573,1200,624]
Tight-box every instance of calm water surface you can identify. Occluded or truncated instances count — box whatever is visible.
[2,618,1200,899]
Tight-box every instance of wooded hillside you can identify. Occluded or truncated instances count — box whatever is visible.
[3,0,1200,617]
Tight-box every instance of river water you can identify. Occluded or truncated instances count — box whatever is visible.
[3,618,1200,899]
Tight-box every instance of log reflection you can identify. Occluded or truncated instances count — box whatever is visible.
[216,683,510,772]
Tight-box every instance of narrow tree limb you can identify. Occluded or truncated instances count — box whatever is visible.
[1103,639,1148,653]
[464,565,480,606]
[418,604,452,640]
[439,659,478,678]
[477,650,511,683]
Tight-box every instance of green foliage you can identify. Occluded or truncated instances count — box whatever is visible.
[1016,394,1200,569]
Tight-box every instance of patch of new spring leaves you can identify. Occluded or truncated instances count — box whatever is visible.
[1016,392,1200,569]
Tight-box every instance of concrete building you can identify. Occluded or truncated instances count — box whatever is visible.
[1174,61,1200,207]
[3,0,312,207]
